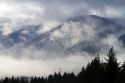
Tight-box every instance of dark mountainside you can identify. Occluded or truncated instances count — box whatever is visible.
[0,48,125,83]
[0,15,125,55]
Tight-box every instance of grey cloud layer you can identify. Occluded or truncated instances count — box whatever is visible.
[0,0,125,77]
[1,0,125,22]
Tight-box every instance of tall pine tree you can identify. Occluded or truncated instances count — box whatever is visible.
[119,60,125,83]
[104,47,120,83]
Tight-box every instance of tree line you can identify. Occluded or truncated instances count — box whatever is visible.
[0,47,125,83]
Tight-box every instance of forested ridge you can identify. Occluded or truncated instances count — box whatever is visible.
[0,47,125,83]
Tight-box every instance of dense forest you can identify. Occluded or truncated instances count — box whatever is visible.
[0,47,125,83]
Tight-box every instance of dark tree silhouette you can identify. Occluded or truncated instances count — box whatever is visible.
[3,77,9,83]
[78,55,104,83]
[104,47,120,83]
[119,60,125,83]
[77,66,85,83]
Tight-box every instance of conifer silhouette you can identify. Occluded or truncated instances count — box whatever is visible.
[104,47,120,83]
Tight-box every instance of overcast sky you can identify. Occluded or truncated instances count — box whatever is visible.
[0,0,125,77]
[0,0,125,24]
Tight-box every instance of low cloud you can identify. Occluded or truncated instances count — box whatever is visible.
[0,48,93,77]
[0,0,124,77]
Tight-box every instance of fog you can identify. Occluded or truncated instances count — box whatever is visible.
[0,0,125,77]
[0,48,93,77]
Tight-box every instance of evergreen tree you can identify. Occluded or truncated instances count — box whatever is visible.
[63,72,69,83]
[77,66,86,83]
[3,77,9,83]
[104,47,120,83]
[119,60,125,83]
[84,55,104,83]
[47,74,54,83]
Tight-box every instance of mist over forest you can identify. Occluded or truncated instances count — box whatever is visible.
[0,1,125,83]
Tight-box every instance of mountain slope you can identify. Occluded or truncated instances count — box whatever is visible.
[25,15,125,54]
[0,15,124,55]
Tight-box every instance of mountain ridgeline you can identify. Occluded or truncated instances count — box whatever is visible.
[0,15,125,55]
[0,48,125,83]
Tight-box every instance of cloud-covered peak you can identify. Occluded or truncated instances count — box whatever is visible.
[8,15,122,55]
[0,0,125,77]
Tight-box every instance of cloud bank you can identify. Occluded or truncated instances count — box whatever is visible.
[0,0,124,77]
